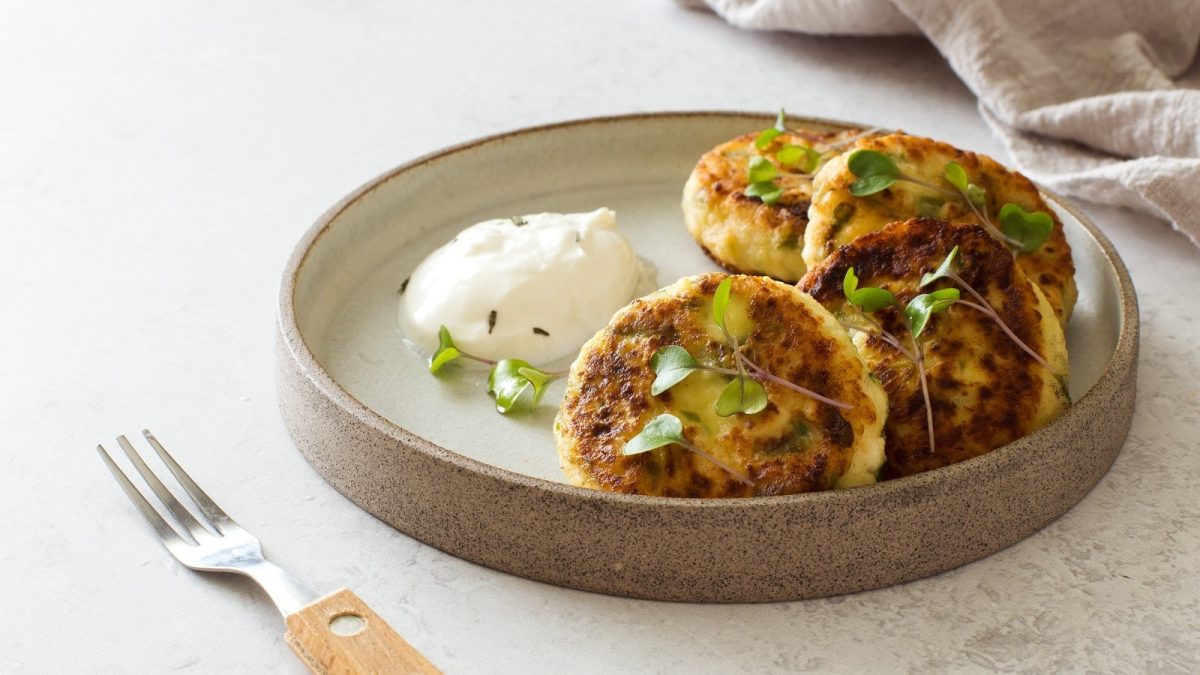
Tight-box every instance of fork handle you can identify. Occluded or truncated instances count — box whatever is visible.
[284,588,441,674]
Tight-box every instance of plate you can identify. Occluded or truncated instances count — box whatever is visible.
[276,112,1137,602]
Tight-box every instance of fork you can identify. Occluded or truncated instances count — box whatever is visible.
[98,429,441,674]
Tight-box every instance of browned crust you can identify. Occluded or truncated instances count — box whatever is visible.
[798,218,1068,478]
[557,274,881,498]
[685,128,864,279]
[812,133,1076,321]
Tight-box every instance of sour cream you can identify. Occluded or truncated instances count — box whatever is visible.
[400,208,651,364]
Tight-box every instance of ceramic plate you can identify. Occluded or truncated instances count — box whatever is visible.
[277,112,1137,602]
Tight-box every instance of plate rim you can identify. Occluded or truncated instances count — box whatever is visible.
[277,109,1139,512]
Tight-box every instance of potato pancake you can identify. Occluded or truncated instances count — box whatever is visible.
[798,218,1069,479]
[803,133,1076,323]
[555,273,888,498]
[682,128,869,282]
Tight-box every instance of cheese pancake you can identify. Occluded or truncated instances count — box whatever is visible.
[682,128,868,282]
[803,133,1076,323]
[798,218,1069,479]
[555,273,888,498]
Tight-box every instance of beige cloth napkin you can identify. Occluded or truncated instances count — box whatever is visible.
[686,0,1200,246]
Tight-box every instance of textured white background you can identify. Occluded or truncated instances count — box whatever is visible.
[2,1,1198,672]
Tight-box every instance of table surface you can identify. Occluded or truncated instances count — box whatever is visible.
[3,1,1198,672]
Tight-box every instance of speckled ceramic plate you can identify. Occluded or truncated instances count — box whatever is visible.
[276,112,1138,602]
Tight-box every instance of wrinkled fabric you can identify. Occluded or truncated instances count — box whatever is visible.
[686,0,1200,245]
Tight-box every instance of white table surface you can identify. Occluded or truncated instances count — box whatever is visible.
[3,1,1198,672]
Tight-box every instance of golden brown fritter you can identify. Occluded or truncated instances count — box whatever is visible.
[798,218,1069,479]
[803,133,1077,324]
[555,273,888,498]
[682,128,868,281]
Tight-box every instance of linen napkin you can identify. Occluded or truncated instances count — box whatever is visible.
[685,0,1200,246]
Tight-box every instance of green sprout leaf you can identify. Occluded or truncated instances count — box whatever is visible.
[755,128,781,150]
[776,144,822,172]
[623,413,688,456]
[903,288,961,339]
[752,109,788,150]
[998,203,1054,252]
[487,358,553,414]
[650,346,702,395]
[943,161,969,193]
[715,376,768,416]
[744,181,784,204]
[843,266,860,298]
[712,277,733,332]
[747,156,779,184]
[919,245,960,288]
[843,267,898,313]
[851,287,899,313]
[965,184,986,208]
[847,149,900,196]
[429,325,461,374]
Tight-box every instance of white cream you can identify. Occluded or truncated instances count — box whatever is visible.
[400,208,649,364]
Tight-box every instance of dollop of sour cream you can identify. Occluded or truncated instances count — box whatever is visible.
[400,208,649,364]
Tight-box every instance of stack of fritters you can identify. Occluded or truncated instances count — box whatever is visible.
[554,125,1075,497]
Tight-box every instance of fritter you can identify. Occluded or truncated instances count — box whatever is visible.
[802,132,1076,323]
[681,128,869,282]
[555,273,888,498]
[797,218,1070,479]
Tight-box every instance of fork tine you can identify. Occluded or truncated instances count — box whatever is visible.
[141,429,235,530]
[97,444,190,550]
[117,435,213,539]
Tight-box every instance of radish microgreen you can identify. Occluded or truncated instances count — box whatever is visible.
[649,345,702,395]
[623,413,753,486]
[428,325,565,415]
[998,203,1054,252]
[919,247,1056,372]
[846,153,1055,253]
[487,358,555,414]
[647,277,852,421]
[840,268,957,454]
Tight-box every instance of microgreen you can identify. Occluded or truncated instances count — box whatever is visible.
[712,277,733,334]
[429,325,462,374]
[428,325,564,414]
[623,412,689,455]
[487,359,554,414]
[623,413,754,486]
[843,266,899,313]
[919,245,959,288]
[838,269,952,454]
[903,288,960,339]
[921,248,1057,372]
[998,203,1054,252]
[847,149,961,200]
[650,345,703,395]
[715,376,768,416]
[777,144,822,173]
[647,277,850,425]
[943,161,969,193]
[847,150,901,196]
[744,181,784,204]
[753,108,788,150]
[745,156,784,205]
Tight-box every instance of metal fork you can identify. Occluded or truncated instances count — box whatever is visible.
[98,430,440,674]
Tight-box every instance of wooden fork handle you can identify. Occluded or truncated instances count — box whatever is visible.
[284,588,441,674]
